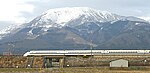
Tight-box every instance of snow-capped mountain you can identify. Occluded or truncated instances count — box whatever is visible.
[0,7,146,36]
[0,7,150,54]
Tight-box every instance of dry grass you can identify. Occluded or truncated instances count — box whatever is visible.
[0,67,150,73]
[43,67,150,73]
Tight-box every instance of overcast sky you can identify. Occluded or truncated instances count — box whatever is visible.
[0,0,150,30]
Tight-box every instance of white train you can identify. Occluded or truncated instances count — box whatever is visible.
[23,50,150,56]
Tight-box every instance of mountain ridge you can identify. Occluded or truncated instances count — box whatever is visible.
[0,7,150,54]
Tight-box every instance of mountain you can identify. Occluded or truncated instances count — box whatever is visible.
[0,7,149,54]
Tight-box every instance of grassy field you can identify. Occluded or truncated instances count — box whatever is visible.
[0,68,42,73]
[0,67,150,73]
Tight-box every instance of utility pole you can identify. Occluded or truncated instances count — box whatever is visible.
[89,27,101,58]
[3,43,14,56]
[89,31,93,58]
[90,40,93,58]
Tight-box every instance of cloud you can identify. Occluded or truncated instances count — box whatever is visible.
[0,0,34,24]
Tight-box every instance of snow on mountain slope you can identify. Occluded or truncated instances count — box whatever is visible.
[28,7,147,29]
[0,24,25,39]
[42,7,120,23]
[139,17,150,22]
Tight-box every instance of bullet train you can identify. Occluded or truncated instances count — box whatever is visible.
[23,50,150,56]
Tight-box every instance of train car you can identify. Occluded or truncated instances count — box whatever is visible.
[23,50,150,57]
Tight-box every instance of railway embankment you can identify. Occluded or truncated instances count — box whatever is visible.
[0,55,150,68]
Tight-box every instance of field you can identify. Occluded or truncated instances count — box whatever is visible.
[0,67,150,73]
[1,55,150,73]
